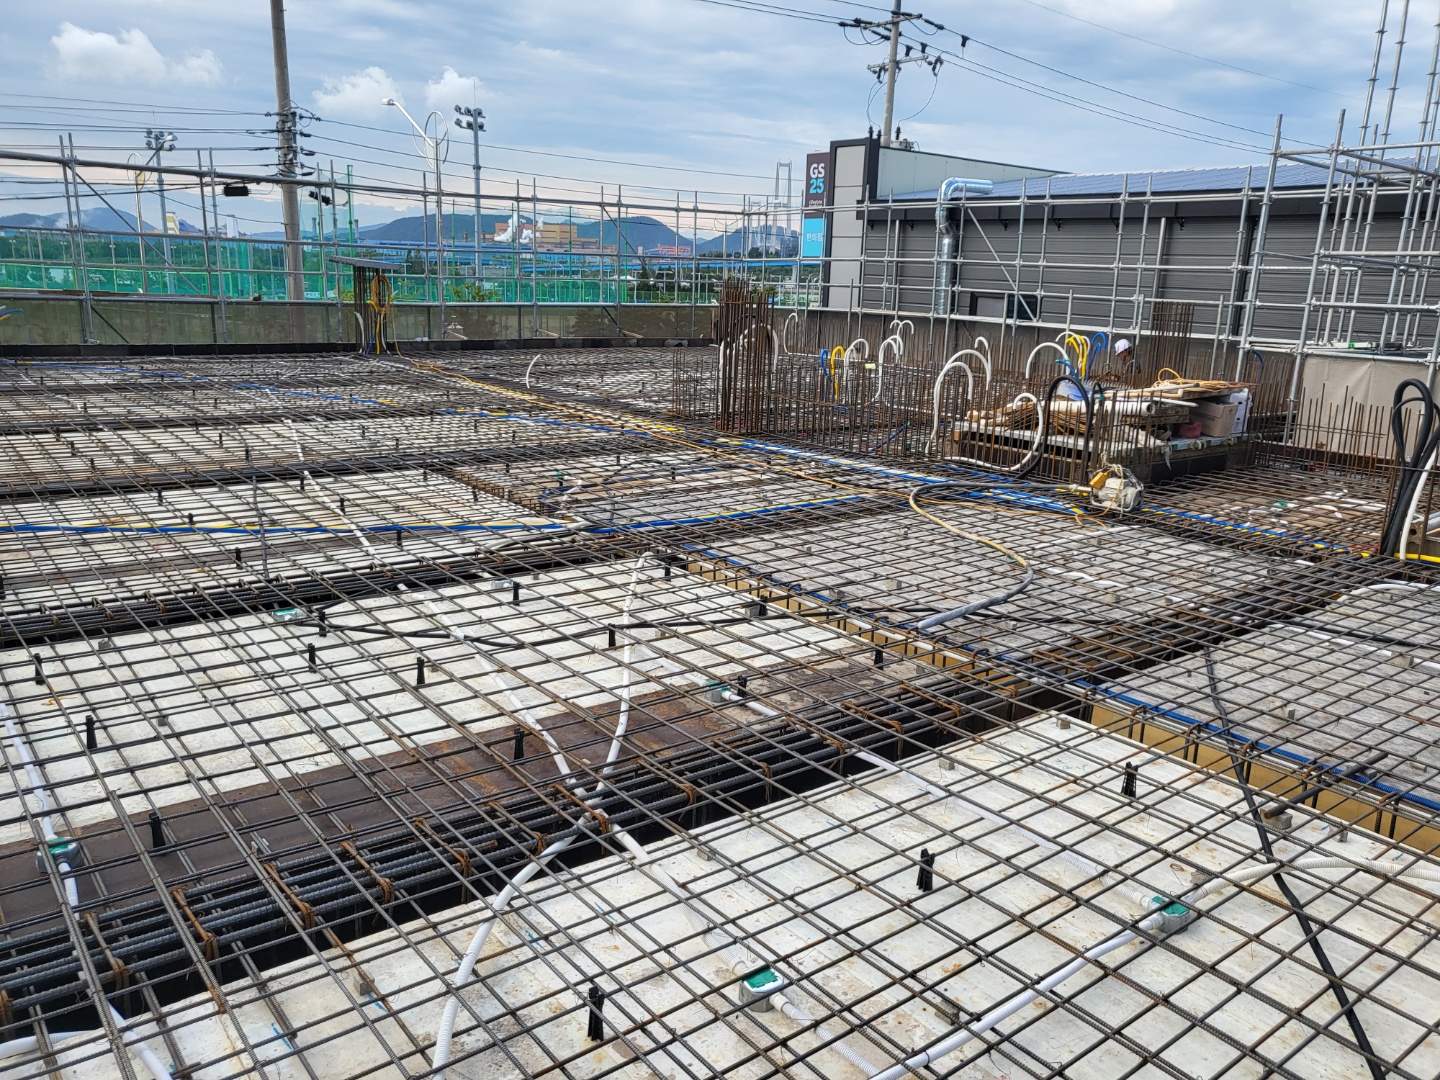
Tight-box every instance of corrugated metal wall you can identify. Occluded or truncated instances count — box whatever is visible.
[841,192,1429,350]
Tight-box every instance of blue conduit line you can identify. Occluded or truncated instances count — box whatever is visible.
[0,495,874,539]
[1071,680,1440,816]
[1139,505,1361,554]
[3,360,629,435]
[868,425,908,453]
[10,362,1359,550]
[663,539,1431,817]
[586,494,871,534]
[0,522,578,537]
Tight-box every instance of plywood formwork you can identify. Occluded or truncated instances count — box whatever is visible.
[1,348,1439,1080]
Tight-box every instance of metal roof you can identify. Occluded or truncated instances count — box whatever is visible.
[887,160,1332,201]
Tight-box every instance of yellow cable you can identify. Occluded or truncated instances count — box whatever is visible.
[908,488,1031,572]
[404,354,1098,556]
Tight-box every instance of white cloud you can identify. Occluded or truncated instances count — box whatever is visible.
[170,50,224,86]
[313,66,401,117]
[425,67,485,112]
[50,23,223,85]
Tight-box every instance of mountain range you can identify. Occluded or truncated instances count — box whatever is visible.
[0,206,799,255]
[0,208,199,233]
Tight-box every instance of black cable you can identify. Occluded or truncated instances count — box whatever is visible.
[1016,373,1096,482]
[1204,648,1387,1080]
[1380,379,1440,557]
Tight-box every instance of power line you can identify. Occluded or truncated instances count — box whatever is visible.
[1003,0,1353,99]
[312,119,783,184]
[946,31,1279,140]
[682,0,1277,154]
[904,34,1267,154]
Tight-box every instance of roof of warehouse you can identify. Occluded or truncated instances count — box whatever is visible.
[886,160,1333,201]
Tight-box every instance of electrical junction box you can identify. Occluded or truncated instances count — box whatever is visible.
[738,965,786,1011]
[1147,895,1197,937]
[37,836,83,875]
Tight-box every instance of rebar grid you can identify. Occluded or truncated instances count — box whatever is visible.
[0,350,1438,1080]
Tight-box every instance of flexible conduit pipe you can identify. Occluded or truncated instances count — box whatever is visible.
[1399,441,1440,560]
[3,709,78,910]
[731,699,1153,910]
[3,700,171,1078]
[841,337,869,387]
[285,419,373,553]
[929,349,988,448]
[867,913,1164,1080]
[604,555,651,774]
[935,391,1046,475]
[871,334,904,403]
[848,750,1153,909]
[419,599,573,779]
[1024,341,1073,380]
[867,845,1440,1080]
[431,837,576,1077]
[0,1034,86,1060]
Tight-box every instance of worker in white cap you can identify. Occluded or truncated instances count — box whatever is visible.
[1113,338,1135,370]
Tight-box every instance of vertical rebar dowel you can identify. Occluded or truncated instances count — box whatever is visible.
[511,581,521,604]
[607,627,617,649]
[234,548,243,566]
[415,656,425,687]
[85,714,97,751]
[148,811,165,850]
[396,529,403,549]
[873,647,885,668]
[512,726,526,761]
[737,675,749,699]
[586,985,605,1041]
[917,848,935,892]
[187,513,195,528]
[339,496,346,515]
[307,643,317,671]
[318,611,327,637]
[32,653,43,685]
[1122,762,1138,799]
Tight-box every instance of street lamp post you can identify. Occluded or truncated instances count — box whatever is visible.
[383,98,448,337]
[454,105,485,293]
[144,128,177,294]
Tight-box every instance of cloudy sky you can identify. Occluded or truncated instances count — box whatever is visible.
[0,0,1419,230]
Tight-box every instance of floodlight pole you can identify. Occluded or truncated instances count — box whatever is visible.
[455,105,487,292]
[386,99,447,336]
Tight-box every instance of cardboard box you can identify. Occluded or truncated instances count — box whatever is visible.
[1193,389,1251,434]
[1193,401,1239,437]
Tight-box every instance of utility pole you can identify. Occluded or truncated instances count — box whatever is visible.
[844,6,941,147]
[455,104,486,292]
[144,128,177,295]
[269,0,304,304]
[880,0,902,146]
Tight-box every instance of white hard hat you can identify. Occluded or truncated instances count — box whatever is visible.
[1114,338,1132,354]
